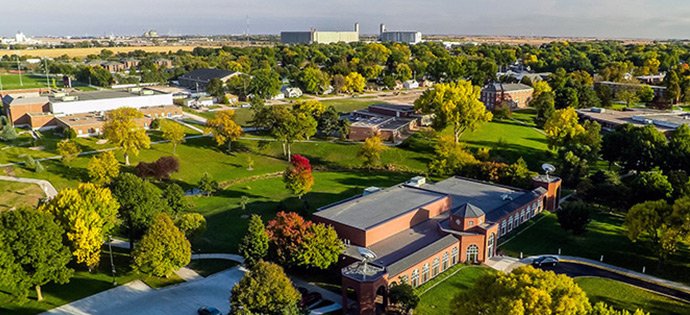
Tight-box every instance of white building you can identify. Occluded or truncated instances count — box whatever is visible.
[282,86,303,98]
[403,80,419,89]
[49,88,173,115]
[379,24,422,44]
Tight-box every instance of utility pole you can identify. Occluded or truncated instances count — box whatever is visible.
[16,56,23,87]
[44,58,50,88]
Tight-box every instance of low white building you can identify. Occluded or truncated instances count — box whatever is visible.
[49,88,174,115]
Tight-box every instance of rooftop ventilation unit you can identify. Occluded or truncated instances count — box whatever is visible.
[363,187,381,196]
[53,92,67,98]
[591,107,605,113]
[140,90,154,95]
[61,96,78,102]
[129,87,143,93]
[406,176,426,187]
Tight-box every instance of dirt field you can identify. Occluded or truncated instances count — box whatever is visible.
[0,45,217,58]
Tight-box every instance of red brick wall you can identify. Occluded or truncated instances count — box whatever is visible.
[9,102,50,125]
[348,125,377,141]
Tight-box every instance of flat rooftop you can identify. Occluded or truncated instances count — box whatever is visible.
[314,185,446,230]
[577,107,690,131]
[48,89,166,103]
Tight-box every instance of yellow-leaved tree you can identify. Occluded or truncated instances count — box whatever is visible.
[160,119,186,154]
[103,107,151,165]
[39,183,119,270]
[87,151,120,186]
[543,107,585,149]
[358,135,386,167]
[414,80,493,143]
[205,110,243,152]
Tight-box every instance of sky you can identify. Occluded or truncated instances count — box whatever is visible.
[4,0,690,39]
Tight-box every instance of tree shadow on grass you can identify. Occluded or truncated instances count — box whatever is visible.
[464,140,552,169]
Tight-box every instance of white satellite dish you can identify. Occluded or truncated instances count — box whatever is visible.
[358,247,377,260]
[542,163,556,180]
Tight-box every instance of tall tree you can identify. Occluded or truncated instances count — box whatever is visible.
[261,106,317,161]
[103,107,151,165]
[414,80,493,143]
[238,214,269,267]
[668,124,690,171]
[358,135,386,167]
[665,70,681,104]
[205,78,226,99]
[87,151,120,186]
[39,183,119,271]
[343,72,366,93]
[0,209,73,301]
[56,140,81,167]
[557,201,591,235]
[625,198,690,264]
[299,67,330,94]
[297,223,343,269]
[162,183,191,214]
[132,213,191,277]
[159,119,186,154]
[532,92,556,128]
[110,173,168,250]
[230,260,301,315]
[451,265,591,315]
[205,110,243,152]
[388,282,420,313]
[283,154,314,199]
[249,68,281,99]
[428,135,478,176]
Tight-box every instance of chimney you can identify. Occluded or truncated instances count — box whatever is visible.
[380,23,386,34]
[354,22,360,33]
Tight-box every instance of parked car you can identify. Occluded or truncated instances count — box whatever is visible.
[532,256,559,267]
[198,306,222,315]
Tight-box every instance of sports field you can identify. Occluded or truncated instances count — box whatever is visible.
[0,46,214,58]
[0,74,49,90]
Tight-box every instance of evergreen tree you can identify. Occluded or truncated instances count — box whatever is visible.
[238,214,269,267]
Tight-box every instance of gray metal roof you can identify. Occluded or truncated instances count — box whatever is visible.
[314,185,446,230]
[453,203,485,218]
[485,83,533,92]
[419,177,522,215]
[179,68,237,82]
[488,187,546,222]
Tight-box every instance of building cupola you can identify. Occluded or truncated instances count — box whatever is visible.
[449,203,486,231]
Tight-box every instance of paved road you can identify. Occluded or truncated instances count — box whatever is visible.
[0,175,58,198]
[538,262,690,303]
[43,267,246,315]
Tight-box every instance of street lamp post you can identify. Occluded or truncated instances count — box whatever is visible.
[108,235,116,286]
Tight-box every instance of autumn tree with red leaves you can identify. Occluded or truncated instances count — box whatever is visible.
[283,154,314,199]
[266,211,343,269]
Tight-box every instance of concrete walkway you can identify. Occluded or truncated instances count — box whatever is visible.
[42,267,246,315]
[43,280,153,315]
[0,175,58,198]
[524,255,690,295]
[485,256,524,273]
[191,253,245,264]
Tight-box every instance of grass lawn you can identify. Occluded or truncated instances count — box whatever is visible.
[0,247,183,315]
[575,277,690,315]
[0,180,44,211]
[186,259,238,277]
[500,211,690,285]
[0,74,49,90]
[415,266,495,314]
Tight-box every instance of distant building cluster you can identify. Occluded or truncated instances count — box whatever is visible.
[347,103,432,143]
[480,83,534,110]
[2,88,180,136]
[281,23,360,44]
[281,22,422,44]
[1,32,40,45]
[378,24,422,44]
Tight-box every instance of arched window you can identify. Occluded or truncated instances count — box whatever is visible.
[500,220,507,236]
[466,244,479,263]
[422,263,430,283]
[411,269,419,287]
[487,233,495,259]
[508,215,514,231]
[520,209,525,223]
[452,247,459,265]
[432,258,440,277]
[442,252,449,271]
[400,275,408,285]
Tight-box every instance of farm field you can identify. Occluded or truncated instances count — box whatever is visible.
[0,46,212,58]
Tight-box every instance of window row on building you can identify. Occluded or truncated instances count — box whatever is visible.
[498,199,543,237]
